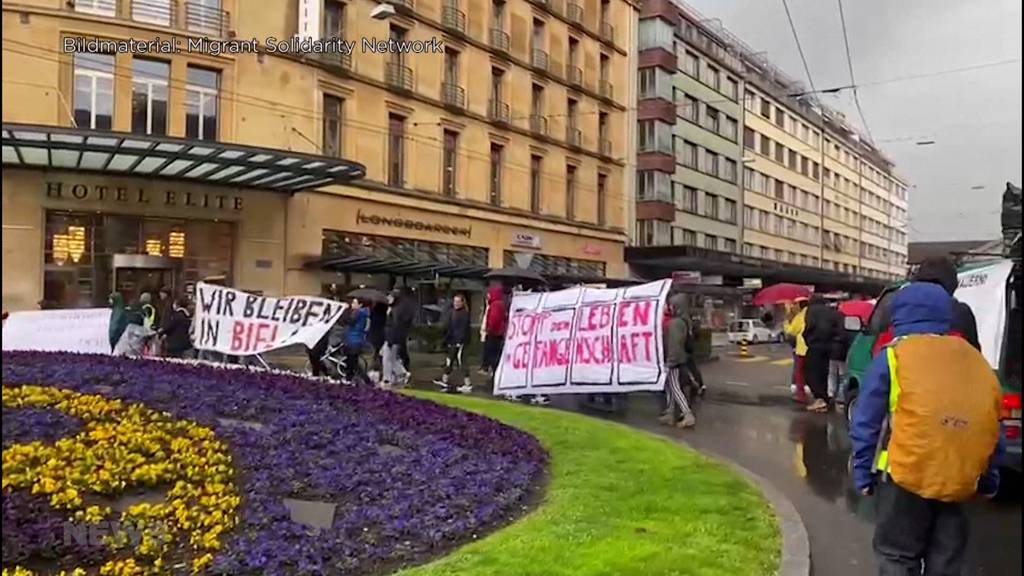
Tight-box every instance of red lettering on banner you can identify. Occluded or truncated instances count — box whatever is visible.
[617,300,653,328]
[533,338,571,369]
[617,330,656,365]
[230,321,279,353]
[511,342,532,369]
[574,334,612,365]
[230,321,246,352]
[581,304,613,331]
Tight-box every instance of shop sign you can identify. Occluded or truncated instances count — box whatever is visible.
[672,271,701,284]
[700,275,724,286]
[582,244,602,256]
[355,210,471,238]
[510,231,542,249]
[45,181,243,211]
[743,277,764,289]
[772,201,799,218]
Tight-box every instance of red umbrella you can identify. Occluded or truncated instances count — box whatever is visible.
[839,299,875,322]
[752,283,813,305]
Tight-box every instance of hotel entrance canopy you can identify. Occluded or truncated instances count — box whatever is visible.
[2,123,366,192]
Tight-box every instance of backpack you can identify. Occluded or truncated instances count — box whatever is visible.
[877,334,1001,502]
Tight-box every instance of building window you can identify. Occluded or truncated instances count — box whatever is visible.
[637,171,670,202]
[704,234,718,250]
[702,64,720,90]
[681,186,698,212]
[638,120,672,154]
[774,106,785,128]
[638,17,674,51]
[702,150,719,176]
[723,159,737,183]
[682,229,697,246]
[597,172,607,226]
[723,198,737,223]
[679,140,697,168]
[598,111,609,143]
[743,127,755,149]
[723,116,738,141]
[723,238,737,253]
[760,98,771,118]
[774,143,785,164]
[442,129,458,196]
[760,135,771,157]
[75,0,116,16]
[130,58,169,136]
[530,155,542,213]
[531,83,544,117]
[73,53,114,130]
[492,0,505,28]
[322,94,344,158]
[704,193,719,219]
[565,164,577,220]
[387,114,405,187]
[324,0,345,38]
[390,24,408,66]
[774,179,784,199]
[489,143,502,206]
[185,66,219,140]
[684,51,699,77]
[444,47,460,85]
[724,77,738,101]
[811,161,820,180]
[681,94,699,122]
[789,149,798,170]
[703,105,720,133]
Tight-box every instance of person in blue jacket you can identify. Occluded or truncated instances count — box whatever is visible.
[342,298,370,383]
[850,282,1003,576]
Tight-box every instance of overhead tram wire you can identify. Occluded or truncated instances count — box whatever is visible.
[836,0,874,144]
[779,0,821,98]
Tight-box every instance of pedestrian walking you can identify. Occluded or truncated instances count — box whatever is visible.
[480,284,508,375]
[830,303,854,409]
[341,299,370,383]
[850,282,1003,576]
[784,298,810,403]
[802,295,835,413]
[158,297,195,359]
[381,290,414,388]
[434,293,473,394]
[660,293,696,429]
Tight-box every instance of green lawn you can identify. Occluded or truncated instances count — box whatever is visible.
[398,392,780,576]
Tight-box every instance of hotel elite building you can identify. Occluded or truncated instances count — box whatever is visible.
[2,0,639,312]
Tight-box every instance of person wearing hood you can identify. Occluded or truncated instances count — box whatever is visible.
[660,293,696,429]
[480,284,508,375]
[108,293,142,352]
[785,298,811,403]
[158,297,194,358]
[434,293,473,394]
[138,292,157,330]
[381,290,414,388]
[803,295,838,412]
[850,282,1003,575]
[340,299,370,382]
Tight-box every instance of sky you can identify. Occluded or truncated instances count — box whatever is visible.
[684,0,1023,242]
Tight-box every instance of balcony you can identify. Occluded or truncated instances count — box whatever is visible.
[489,28,511,53]
[566,125,582,147]
[185,1,230,36]
[132,0,174,26]
[566,2,584,24]
[385,62,414,92]
[528,0,549,8]
[488,99,511,123]
[441,82,466,109]
[599,139,612,156]
[600,21,615,43]
[531,49,549,71]
[391,0,415,12]
[318,50,353,73]
[599,80,613,99]
[567,66,583,87]
[530,115,548,135]
[441,4,467,35]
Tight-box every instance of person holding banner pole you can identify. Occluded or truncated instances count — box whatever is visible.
[661,293,697,429]
[434,294,474,394]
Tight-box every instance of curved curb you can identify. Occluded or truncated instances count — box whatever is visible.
[680,443,811,576]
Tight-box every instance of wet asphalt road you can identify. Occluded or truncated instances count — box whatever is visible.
[548,344,1023,576]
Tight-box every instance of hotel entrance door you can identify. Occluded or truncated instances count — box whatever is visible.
[112,254,178,304]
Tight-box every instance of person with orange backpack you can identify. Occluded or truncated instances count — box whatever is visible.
[850,282,1004,576]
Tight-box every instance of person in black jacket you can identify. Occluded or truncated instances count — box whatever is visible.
[913,257,981,351]
[381,290,414,388]
[433,293,473,394]
[158,297,194,359]
[802,295,836,412]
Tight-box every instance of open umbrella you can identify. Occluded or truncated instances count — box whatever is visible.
[839,299,875,322]
[484,267,546,283]
[752,283,813,306]
[346,287,387,303]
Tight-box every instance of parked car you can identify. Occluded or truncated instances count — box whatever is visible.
[727,319,775,344]
[843,259,1021,475]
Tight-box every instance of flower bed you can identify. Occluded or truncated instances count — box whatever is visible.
[1,352,546,575]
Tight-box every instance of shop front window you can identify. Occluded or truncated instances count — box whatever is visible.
[43,211,233,308]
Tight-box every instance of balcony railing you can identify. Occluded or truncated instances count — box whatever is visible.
[489,28,511,53]
[599,80,613,99]
[185,1,230,36]
[391,0,415,11]
[488,99,510,123]
[132,0,174,26]
[566,2,584,24]
[566,126,582,147]
[442,82,466,109]
[530,115,548,135]
[385,62,414,92]
[531,49,549,71]
[441,5,467,34]
[599,138,612,156]
[318,50,353,72]
[600,21,615,43]
[567,66,583,87]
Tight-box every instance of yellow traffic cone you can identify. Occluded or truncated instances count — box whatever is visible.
[739,338,750,357]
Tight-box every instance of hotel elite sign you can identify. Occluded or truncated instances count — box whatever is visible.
[45,181,244,211]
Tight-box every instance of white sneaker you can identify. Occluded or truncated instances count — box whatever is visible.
[399,372,412,387]
[457,384,474,394]
[530,395,550,406]
[432,378,447,388]
[379,381,393,391]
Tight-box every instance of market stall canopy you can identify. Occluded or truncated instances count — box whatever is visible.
[2,123,366,192]
[752,283,813,305]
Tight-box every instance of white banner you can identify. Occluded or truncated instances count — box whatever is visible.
[955,259,1014,369]
[193,283,346,355]
[494,279,672,396]
[2,308,111,354]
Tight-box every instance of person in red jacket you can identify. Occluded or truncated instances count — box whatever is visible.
[480,284,509,375]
